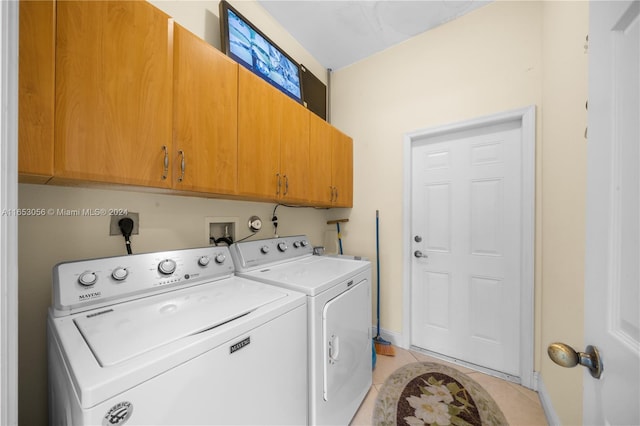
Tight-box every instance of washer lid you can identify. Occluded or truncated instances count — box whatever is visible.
[73,279,286,367]
[240,256,369,296]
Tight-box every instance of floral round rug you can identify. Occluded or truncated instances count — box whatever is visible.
[373,362,508,426]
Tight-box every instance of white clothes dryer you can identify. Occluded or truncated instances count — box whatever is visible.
[48,245,307,426]
[230,235,372,426]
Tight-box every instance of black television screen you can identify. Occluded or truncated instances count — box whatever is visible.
[219,0,303,104]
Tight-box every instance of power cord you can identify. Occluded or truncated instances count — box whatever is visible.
[271,203,327,237]
[212,225,233,246]
[118,217,134,255]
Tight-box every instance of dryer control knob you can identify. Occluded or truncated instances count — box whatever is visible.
[214,253,226,264]
[111,267,128,281]
[78,271,98,287]
[300,240,309,247]
[198,256,210,266]
[293,241,301,248]
[158,259,177,275]
[277,242,288,252]
[260,245,270,254]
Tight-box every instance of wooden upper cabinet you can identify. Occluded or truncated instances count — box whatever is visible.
[19,0,55,182]
[237,67,283,201]
[279,96,309,204]
[308,113,354,207]
[331,128,353,207]
[173,24,238,195]
[54,0,173,187]
[308,112,333,206]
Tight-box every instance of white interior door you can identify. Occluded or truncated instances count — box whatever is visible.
[410,119,523,377]
[583,1,640,423]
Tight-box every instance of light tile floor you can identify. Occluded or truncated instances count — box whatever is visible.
[350,346,548,425]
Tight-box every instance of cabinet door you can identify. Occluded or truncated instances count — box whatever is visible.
[55,1,173,188]
[331,129,353,207]
[308,113,333,206]
[280,97,309,204]
[173,24,238,195]
[18,0,55,182]
[237,68,282,201]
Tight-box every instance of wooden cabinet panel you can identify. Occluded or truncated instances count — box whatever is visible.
[173,24,238,194]
[238,68,316,204]
[280,97,309,204]
[54,0,173,188]
[331,129,353,207]
[308,112,333,206]
[308,113,353,207]
[19,0,55,182]
[237,67,282,200]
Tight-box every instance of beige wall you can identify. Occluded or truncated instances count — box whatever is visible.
[540,1,588,423]
[148,0,327,83]
[330,1,587,424]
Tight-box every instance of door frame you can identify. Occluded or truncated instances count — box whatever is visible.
[402,106,536,389]
[0,0,20,424]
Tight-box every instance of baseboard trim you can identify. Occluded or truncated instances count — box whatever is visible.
[537,374,560,426]
[371,326,403,347]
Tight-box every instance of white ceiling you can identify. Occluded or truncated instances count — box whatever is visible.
[258,0,492,70]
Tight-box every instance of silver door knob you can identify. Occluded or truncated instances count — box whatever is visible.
[548,342,603,379]
[414,250,428,258]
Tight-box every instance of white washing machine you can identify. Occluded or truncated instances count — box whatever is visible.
[230,235,372,426]
[48,245,307,426]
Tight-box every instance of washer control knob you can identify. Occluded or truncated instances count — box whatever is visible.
[158,259,177,275]
[111,267,128,281]
[198,256,210,267]
[260,245,270,254]
[214,253,226,264]
[277,242,288,252]
[293,241,301,248]
[300,240,309,247]
[78,271,98,287]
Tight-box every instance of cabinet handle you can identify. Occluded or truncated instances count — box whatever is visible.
[178,150,185,182]
[334,186,339,202]
[161,145,169,180]
[329,186,335,202]
[276,173,281,195]
[284,175,289,195]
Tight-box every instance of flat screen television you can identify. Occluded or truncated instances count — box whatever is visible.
[219,0,303,104]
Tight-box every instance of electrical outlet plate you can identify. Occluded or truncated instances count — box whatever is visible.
[109,212,139,236]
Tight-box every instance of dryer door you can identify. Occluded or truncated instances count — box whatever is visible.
[322,278,371,402]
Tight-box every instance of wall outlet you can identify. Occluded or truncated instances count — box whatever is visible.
[109,212,139,236]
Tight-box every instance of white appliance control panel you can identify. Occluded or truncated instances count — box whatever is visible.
[230,235,313,271]
[52,246,235,317]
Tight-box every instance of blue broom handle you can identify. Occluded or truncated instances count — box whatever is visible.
[376,210,381,335]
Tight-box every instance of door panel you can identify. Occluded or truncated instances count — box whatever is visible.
[237,68,282,200]
[18,0,55,181]
[55,1,172,187]
[173,24,238,194]
[308,113,333,205]
[411,121,522,376]
[322,279,371,402]
[280,98,309,203]
[331,129,353,207]
[584,1,640,423]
